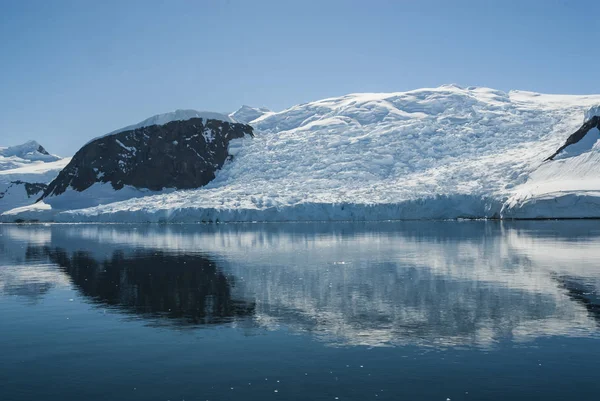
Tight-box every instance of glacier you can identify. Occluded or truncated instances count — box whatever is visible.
[3,85,600,222]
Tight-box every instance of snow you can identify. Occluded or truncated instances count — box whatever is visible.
[3,200,52,218]
[44,182,173,210]
[87,109,235,145]
[0,158,71,181]
[115,139,137,155]
[584,105,600,121]
[201,127,215,143]
[229,105,273,124]
[502,140,600,219]
[0,156,70,213]
[0,140,61,171]
[1,182,175,221]
[553,127,600,160]
[0,182,42,214]
[502,104,600,218]
[3,85,600,222]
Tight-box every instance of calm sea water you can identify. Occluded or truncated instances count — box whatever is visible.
[1,221,600,401]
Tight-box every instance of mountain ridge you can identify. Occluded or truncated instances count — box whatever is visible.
[3,85,600,222]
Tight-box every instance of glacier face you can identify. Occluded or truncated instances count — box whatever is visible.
[3,85,600,222]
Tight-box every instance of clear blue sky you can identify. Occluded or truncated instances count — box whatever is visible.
[1,0,599,155]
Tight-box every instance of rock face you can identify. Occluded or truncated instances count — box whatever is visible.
[34,144,50,156]
[41,118,253,199]
[0,181,47,200]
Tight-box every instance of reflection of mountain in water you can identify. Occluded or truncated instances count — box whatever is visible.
[0,267,57,302]
[40,247,255,327]
[2,222,600,346]
[557,275,600,325]
[0,245,69,302]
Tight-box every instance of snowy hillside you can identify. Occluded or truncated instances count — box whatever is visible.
[229,105,273,124]
[503,108,600,218]
[0,142,70,213]
[3,85,600,222]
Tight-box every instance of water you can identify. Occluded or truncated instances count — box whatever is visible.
[1,221,600,401]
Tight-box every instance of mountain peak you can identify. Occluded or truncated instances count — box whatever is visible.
[25,140,50,155]
[0,140,61,171]
[439,83,465,90]
[0,140,54,159]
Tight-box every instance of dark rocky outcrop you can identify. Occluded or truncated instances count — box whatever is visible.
[0,181,47,200]
[41,118,253,199]
[36,144,50,156]
[546,116,600,161]
[19,181,48,196]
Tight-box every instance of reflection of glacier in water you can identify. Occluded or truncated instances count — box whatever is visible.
[1,221,599,348]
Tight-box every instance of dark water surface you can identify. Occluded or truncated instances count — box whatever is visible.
[1,221,600,401]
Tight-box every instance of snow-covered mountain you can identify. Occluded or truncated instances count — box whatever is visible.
[3,85,600,222]
[0,141,70,213]
[34,117,253,212]
[0,140,61,170]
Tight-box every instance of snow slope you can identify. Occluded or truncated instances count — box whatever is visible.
[4,85,600,222]
[0,140,69,213]
[503,107,600,218]
[503,133,600,218]
[229,105,273,124]
[0,157,71,214]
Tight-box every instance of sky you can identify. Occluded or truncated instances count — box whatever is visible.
[1,0,599,156]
